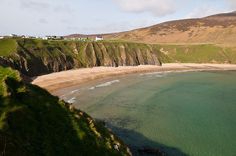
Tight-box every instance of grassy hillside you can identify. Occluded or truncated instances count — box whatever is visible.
[155,44,236,63]
[0,66,130,156]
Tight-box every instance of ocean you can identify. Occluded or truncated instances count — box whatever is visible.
[61,71,236,156]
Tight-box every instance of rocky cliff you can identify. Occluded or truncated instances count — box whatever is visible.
[0,39,162,77]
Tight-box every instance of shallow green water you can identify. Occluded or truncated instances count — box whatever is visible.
[62,71,236,156]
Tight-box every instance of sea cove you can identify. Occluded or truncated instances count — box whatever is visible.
[2,3,236,155]
[60,71,236,156]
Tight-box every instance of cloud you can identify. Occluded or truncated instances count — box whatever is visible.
[113,0,176,17]
[225,0,236,9]
[76,18,160,34]
[39,18,48,24]
[19,0,73,14]
[186,6,226,18]
[20,0,50,10]
[53,5,73,14]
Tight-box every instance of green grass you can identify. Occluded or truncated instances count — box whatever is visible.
[0,39,17,56]
[224,47,236,64]
[0,67,20,96]
[0,67,130,156]
[157,44,235,63]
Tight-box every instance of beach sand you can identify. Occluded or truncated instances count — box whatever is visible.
[32,63,236,92]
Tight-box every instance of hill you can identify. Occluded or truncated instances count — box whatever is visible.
[106,11,236,46]
[68,11,236,46]
[0,66,131,155]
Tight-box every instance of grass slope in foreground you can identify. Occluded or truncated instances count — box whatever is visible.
[0,66,130,156]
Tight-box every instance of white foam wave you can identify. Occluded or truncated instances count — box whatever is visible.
[96,80,120,88]
[89,87,95,90]
[67,97,76,103]
[140,69,206,77]
[155,74,165,78]
[71,89,80,94]
[140,72,165,78]
[140,72,163,76]
[59,89,80,98]
[89,80,120,90]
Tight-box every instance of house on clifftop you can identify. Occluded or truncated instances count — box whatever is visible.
[95,36,103,41]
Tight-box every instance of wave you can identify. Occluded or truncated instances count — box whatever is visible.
[59,89,80,99]
[140,72,166,78]
[67,97,76,103]
[89,86,95,90]
[71,89,80,94]
[96,80,120,87]
[140,69,207,77]
[89,80,120,90]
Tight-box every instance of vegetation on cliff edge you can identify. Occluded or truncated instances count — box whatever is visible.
[0,66,130,156]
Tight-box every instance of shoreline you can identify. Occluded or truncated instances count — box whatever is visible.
[32,63,236,93]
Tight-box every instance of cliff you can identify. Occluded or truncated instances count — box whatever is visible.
[0,66,131,156]
[1,38,236,78]
[0,39,162,77]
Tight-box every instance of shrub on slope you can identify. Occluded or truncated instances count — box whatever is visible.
[0,66,130,156]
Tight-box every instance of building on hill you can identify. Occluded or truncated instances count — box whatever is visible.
[21,35,30,39]
[2,34,19,38]
[9,34,18,37]
[56,36,64,40]
[42,36,48,40]
[65,37,89,41]
[29,36,36,39]
[46,36,57,40]
[0,36,3,39]
[46,36,64,40]
[95,36,103,41]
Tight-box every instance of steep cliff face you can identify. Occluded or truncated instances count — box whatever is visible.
[0,39,162,77]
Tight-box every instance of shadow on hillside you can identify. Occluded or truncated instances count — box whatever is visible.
[106,123,188,156]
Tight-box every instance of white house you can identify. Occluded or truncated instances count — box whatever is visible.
[22,35,30,39]
[9,34,18,37]
[42,36,48,40]
[0,36,3,39]
[95,36,103,41]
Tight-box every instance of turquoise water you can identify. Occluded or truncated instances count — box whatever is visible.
[62,71,236,156]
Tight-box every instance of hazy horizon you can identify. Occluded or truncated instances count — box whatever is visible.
[0,0,235,36]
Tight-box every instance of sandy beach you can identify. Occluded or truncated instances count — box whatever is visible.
[32,63,236,92]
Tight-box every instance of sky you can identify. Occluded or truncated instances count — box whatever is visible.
[0,0,235,36]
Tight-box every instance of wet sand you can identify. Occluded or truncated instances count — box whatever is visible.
[32,63,236,92]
